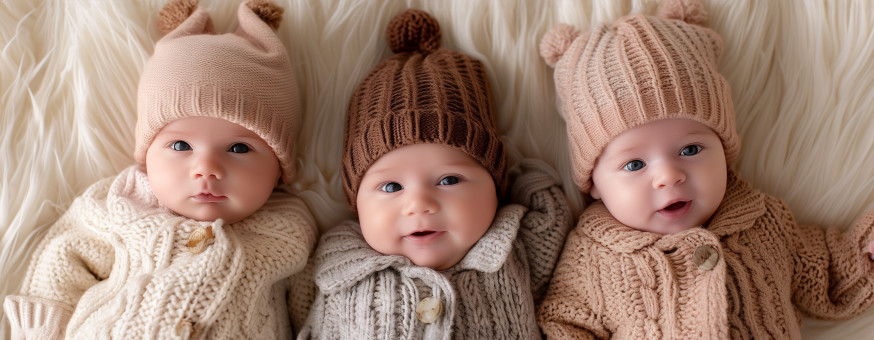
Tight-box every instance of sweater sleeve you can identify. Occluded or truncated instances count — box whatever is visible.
[4,194,114,338]
[791,208,874,319]
[259,191,317,337]
[287,258,317,336]
[536,225,606,340]
[508,158,573,303]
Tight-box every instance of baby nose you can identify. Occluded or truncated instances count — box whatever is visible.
[191,153,224,179]
[652,162,686,189]
[404,189,439,215]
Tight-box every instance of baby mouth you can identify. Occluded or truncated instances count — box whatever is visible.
[404,230,445,242]
[662,201,689,211]
[193,193,226,202]
[656,200,692,220]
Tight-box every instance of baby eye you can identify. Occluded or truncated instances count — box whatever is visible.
[228,143,250,153]
[680,145,701,156]
[380,182,403,193]
[623,160,645,172]
[171,141,191,151]
[438,176,459,186]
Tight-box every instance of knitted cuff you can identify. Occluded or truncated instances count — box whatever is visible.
[4,295,74,340]
[508,159,573,302]
[508,158,562,208]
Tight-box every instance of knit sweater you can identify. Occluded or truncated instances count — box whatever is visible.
[3,166,318,339]
[299,159,572,339]
[538,169,874,339]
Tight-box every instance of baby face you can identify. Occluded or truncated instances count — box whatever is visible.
[590,118,727,234]
[356,143,498,270]
[145,116,280,224]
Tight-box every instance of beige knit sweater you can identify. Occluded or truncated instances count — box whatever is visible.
[299,159,572,339]
[538,169,874,339]
[3,166,318,339]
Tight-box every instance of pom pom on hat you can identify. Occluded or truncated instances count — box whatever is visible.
[386,9,442,53]
[158,0,206,34]
[657,0,708,25]
[540,24,580,68]
[246,0,284,31]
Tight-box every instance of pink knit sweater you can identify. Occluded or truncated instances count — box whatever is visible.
[538,170,874,339]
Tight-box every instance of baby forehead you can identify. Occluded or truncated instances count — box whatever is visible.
[599,119,720,152]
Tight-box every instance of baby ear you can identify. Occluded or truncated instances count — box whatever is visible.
[657,0,708,25]
[539,24,580,68]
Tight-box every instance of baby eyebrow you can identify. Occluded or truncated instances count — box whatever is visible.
[684,129,716,138]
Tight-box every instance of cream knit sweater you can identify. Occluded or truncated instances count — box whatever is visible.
[538,169,874,339]
[4,166,318,339]
[299,159,572,339]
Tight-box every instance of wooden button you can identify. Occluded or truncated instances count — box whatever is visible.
[187,227,214,254]
[175,320,192,337]
[415,296,442,324]
[693,245,719,271]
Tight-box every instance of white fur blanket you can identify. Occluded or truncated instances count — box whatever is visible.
[2,0,873,338]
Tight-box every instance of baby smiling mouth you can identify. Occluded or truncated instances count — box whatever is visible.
[411,231,436,237]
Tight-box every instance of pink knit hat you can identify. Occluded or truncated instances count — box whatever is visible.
[540,0,739,194]
[135,0,299,184]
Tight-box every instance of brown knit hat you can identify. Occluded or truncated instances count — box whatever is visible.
[341,9,507,210]
[135,0,300,184]
[540,0,739,194]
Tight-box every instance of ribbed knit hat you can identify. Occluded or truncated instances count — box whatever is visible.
[540,0,739,194]
[135,0,299,184]
[341,9,507,210]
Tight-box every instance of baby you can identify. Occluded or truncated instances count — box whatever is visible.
[299,9,572,339]
[3,1,317,338]
[537,0,874,338]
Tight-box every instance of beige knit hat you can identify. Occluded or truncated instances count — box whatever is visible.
[540,0,739,194]
[135,0,299,184]
[341,9,507,210]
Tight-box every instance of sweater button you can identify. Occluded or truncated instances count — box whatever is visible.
[187,227,214,254]
[693,245,720,271]
[175,320,192,338]
[415,296,442,324]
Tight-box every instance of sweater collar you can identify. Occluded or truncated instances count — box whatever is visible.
[582,169,765,253]
[314,205,525,293]
[106,166,171,218]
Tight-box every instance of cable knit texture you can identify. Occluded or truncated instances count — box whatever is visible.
[136,0,301,184]
[3,166,318,339]
[341,9,506,210]
[537,169,874,339]
[300,159,572,339]
[539,0,737,193]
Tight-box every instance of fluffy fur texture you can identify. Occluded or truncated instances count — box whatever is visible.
[1,0,873,339]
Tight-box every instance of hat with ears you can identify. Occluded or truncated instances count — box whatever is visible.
[341,9,507,211]
[540,0,739,194]
[135,0,299,184]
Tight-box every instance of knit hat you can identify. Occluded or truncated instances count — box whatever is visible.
[135,0,300,184]
[341,9,507,210]
[540,0,739,194]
